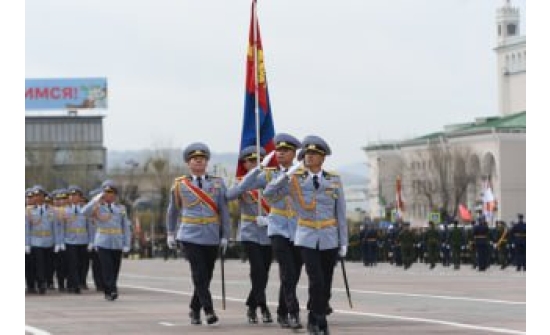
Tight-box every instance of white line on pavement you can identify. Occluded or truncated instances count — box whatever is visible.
[119,283,525,335]
[25,325,51,335]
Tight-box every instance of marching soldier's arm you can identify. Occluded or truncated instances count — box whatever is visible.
[25,209,31,247]
[218,180,231,240]
[263,173,291,198]
[166,185,179,235]
[226,167,265,201]
[86,216,94,243]
[335,179,348,247]
[53,209,64,246]
[81,195,101,217]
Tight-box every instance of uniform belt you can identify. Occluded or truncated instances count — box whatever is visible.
[181,216,218,224]
[367,238,377,241]
[474,235,487,239]
[66,227,87,234]
[97,228,123,235]
[298,218,336,229]
[32,230,52,237]
[270,208,296,218]
[241,214,257,222]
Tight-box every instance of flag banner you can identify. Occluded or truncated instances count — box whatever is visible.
[236,0,276,177]
[482,179,496,221]
[395,176,405,219]
[458,204,472,222]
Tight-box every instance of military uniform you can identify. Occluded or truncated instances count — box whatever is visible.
[86,188,105,291]
[233,133,304,328]
[440,224,451,267]
[25,185,63,294]
[398,222,415,269]
[473,218,490,271]
[494,221,510,269]
[264,135,348,335]
[449,221,464,270]
[227,146,274,324]
[425,222,440,269]
[166,143,230,325]
[510,214,526,271]
[61,185,94,293]
[25,188,37,293]
[81,180,131,301]
[52,189,70,292]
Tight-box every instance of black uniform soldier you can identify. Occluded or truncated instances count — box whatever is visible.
[449,220,464,270]
[398,222,415,269]
[440,223,451,267]
[473,217,490,271]
[425,221,440,269]
[510,214,526,271]
[494,220,510,269]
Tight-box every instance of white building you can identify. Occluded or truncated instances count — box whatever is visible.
[364,0,526,226]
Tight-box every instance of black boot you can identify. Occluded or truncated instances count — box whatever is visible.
[289,313,303,329]
[247,308,258,324]
[261,306,273,323]
[277,314,290,328]
[189,310,201,325]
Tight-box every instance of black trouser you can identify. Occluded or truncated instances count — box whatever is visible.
[31,246,54,290]
[26,253,37,291]
[97,248,122,295]
[182,242,218,314]
[66,244,88,290]
[271,236,302,316]
[515,243,526,270]
[475,241,489,270]
[52,250,68,289]
[301,246,338,330]
[90,250,104,290]
[243,241,273,310]
[451,246,461,268]
[366,241,377,265]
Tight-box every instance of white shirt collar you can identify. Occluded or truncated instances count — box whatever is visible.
[308,170,323,179]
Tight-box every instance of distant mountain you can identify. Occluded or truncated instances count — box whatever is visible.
[107,149,367,185]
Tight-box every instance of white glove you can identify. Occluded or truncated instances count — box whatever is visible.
[60,244,66,251]
[54,244,62,253]
[87,243,94,252]
[511,243,515,248]
[339,245,348,258]
[220,238,228,255]
[461,245,465,250]
[93,191,104,202]
[25,245,31,254]
[122,246,130,253]
[286,163,302,177]
[256,216,269,227]
[167,234,176,249]
[261,151,276,168]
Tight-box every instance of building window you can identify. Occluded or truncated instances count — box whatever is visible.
[507,24,516,36]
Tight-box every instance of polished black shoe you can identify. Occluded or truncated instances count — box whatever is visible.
[111,292,118,300]
[277,314,290,328]
[104,293,113,301]
[288,313,303,329]
[247,308,258,324]
[261,307,273,323]
[189,311,201,325]
[206,312,219,325]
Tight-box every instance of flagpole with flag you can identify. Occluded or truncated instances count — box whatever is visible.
[237,0,277,215]
[395,175,405,221]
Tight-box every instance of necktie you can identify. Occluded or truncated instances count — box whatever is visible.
[197,176,203,189]
[108,203,113,213]
[313,175,320,190]
[40,206,44,215]
[74,205,78,214]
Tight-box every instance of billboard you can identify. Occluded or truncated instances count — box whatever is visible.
[25,78,108,111]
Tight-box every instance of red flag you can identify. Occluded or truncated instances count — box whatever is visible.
[236,0,276,177]
[395,176,405,219]
[458,204,472,221]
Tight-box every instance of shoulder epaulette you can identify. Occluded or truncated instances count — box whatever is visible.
[325,170,339,177]
[293,168,306,175]
[175,175,188,182]
[264,167,277,171]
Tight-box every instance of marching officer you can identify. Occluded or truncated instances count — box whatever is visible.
[61,185,94,293]
[264,135,348,335]
[25,185,64,294]
[86,188,105,292]
[166,142,230,326]
[398,222,415,270]
[440,223,451,267]
[363,223,379,267]
[81,180,132,301]
[494,220,510,269]
[25,188,37,293]
[510,214,526,271]
[52,189,70,292]
[230,133,304,329]
[227,146,274,324]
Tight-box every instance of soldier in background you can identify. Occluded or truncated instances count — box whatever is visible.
[82,180,132,301]
[449,220,464,270]
[25,185,64,294]
[440,223,451,267]
[166,143,230,325]
[494,220,510,269]
[52,189,69,292]
[425,221,440,269]
[473,217,490,271]
[398,222,415,270]
[364,223,379,267]
[25,188,37,294]
[510,214,526,271]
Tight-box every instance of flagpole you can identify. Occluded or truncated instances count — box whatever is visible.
[252,0,263,216]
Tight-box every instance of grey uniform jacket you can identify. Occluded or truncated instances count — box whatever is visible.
[25,205,63,248]
[81,199,131,250]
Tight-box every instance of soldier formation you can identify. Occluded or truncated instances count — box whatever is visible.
[358,215,526,272]
[26,134,525,335]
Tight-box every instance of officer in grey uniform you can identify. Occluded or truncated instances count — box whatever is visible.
[25,188,38,293]
[61,185,94,293]
[234,133,304,329]
[52,189,70,292]
[264,135,348,335]
[81,180,131,301]
[86,188,105,292]
[227,145,274,324]
[25,185,64,294]
[166,143,230,326]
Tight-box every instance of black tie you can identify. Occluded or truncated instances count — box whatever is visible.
[313,175,320,190]
[108,203,113,213]
[197,176,203,189]
[40,206,44,215]
[74,205,78,214]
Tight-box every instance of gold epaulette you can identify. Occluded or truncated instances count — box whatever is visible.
[292,168,306,175]
[326,171,340,177]
[175,175,188,182]
[264,167,277,171]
